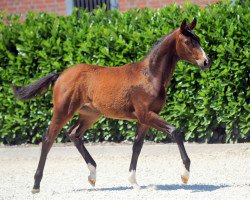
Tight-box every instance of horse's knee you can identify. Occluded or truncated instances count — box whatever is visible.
[68,125,84,148]
[69,133,81,145]
[70,135,81,145]
[41,131,52,151]
[67,124,80,140]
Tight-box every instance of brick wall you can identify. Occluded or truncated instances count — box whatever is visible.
[0,0,221,17]
[119,0,221,11]
[0,0,66,16]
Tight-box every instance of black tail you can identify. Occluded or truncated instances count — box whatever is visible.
[12,73,60,101]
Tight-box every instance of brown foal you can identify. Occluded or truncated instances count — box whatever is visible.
[13,18,211,193]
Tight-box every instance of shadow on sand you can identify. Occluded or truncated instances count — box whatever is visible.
[73,184,228,193]
[154,184,229,192]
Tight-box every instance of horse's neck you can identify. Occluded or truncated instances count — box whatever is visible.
[146,32,178,87]
[160,52,178,87]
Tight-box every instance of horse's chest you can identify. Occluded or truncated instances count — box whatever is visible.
[141,77,160,97]
[149,87,166,113]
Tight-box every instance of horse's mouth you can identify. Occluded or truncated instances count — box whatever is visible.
[199,65,209,71]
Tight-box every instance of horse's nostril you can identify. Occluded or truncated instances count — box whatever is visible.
[204,60,208,67]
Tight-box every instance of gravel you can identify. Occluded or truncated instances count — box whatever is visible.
[1,143,250,200]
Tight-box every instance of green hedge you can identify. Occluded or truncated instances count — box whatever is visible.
[0,0,249,144]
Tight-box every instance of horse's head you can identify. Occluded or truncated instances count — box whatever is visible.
[176,18,211,70]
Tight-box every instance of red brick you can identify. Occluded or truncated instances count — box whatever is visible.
[8,6,18,12]
[119,0,127,4]
[35,4,47,10]
[210,0,221,3]
[0,5,8,9]
[32,1,46,7]
[119,2,128,9]
[24,0,33,3]
[57,10,66,15]
[138,0,151,8]
[19,5,29,10]
[149,1,162,8]
[56,0,65,3]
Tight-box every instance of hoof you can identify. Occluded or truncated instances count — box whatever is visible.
[181,175,189,184]
[31,188,40,194]
[128,176,140,190]
[88,176,96,187]
[131,183,141,190]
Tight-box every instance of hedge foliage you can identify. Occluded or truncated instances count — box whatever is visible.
[0,0,249,144]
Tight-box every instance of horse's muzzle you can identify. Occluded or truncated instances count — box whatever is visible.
[199,58,212,71]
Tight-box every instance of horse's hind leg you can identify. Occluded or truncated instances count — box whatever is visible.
[128,123,148,189]
[66,114,100,187]
[32,111,74,194]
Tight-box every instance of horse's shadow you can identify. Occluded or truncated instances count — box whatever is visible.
[154,184,228,192]
[74,184,228,193]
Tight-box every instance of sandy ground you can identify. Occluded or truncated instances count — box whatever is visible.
[0,143,250,200]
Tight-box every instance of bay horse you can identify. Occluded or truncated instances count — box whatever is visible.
[13,18,210,193]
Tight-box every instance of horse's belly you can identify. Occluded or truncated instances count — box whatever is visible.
[92,98,135,120]
[103,111,136,121]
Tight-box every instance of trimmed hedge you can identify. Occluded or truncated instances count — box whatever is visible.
[0,0,249,144]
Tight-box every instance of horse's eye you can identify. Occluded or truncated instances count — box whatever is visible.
[184,39,191,45]
[191,39,199,47]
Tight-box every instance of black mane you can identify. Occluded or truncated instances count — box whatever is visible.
[182,29,200,44]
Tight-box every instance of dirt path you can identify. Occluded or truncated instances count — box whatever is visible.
[1,143,250,200]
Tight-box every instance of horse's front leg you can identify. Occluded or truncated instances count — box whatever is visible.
[128,123,149,189]
[136,111,191,184]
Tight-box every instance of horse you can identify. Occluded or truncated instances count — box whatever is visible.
[12,18,211,193]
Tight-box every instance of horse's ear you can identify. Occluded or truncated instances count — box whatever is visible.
[180,19,187,32]
[188,18,197,30]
